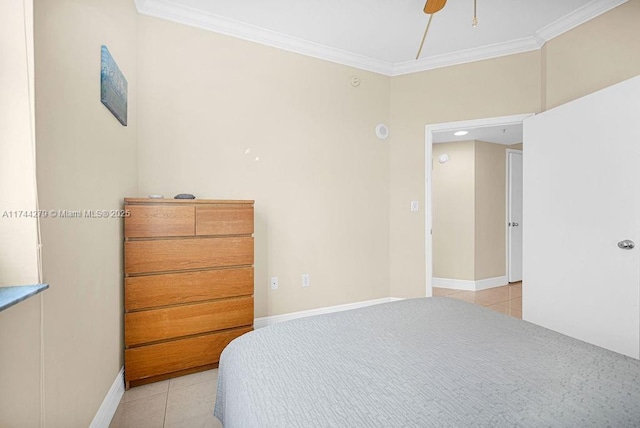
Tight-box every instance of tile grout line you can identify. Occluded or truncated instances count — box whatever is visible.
[485,296,521,307]
[482,296,521,307]
[163,373,218,426]
[162,388,170,428]
[168,375,218,391]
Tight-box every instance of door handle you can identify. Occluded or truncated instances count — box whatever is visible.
[511,222,519,227]
[618,240,635,250]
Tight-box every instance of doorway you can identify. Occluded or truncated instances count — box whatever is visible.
[425,114,534,298]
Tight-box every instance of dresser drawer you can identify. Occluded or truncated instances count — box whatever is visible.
[125,267,254,310]
[125,205,195,238]
[195,205,254,236]
[125,327,252,382]
[125,237,253,274]
[125,296,254,346]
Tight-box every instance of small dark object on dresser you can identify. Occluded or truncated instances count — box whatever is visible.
[174,193,196,199]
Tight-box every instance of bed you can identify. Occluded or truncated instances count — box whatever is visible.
[214,297,640,427]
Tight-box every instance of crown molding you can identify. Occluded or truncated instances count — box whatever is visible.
[134,0,393,76]
[536,0,628,42]
[391,37,542,76]
[135,0,628,77]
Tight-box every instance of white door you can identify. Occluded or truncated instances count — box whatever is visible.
[507,151,523,283]
[523,76,640,359]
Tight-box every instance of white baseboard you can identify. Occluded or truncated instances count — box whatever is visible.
[433,276,508,292]
[475,276,509,291]
[254,297,404,329]
[89,366,124,428]
[433,278,475,291]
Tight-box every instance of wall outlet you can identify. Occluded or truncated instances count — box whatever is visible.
[270,276,278,290]
[302,273,310,287]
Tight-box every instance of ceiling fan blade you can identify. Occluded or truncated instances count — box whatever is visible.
[416,13,435,60]
[423,0,447,14]
[416,0,446,60]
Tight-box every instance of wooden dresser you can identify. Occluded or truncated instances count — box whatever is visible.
[123,198,254,389]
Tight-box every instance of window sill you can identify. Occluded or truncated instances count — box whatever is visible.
[0,284,49,312]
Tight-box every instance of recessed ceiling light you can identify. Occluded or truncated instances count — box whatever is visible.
[454,131,469,136]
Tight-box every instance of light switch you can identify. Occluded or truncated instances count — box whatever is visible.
[410,201,419,212]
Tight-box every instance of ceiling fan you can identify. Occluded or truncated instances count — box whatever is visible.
[416,0,478,60]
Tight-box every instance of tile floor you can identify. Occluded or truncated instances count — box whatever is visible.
[109,369,222,428]
[433,282,522,319]
[111,284,522,426]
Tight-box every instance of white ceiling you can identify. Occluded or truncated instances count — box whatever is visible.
[433,123,523,145]
[135,0,627,75]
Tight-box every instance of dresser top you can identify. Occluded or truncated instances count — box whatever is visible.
[124,198,254,205]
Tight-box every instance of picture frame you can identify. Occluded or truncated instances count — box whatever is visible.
[100,45,128,126]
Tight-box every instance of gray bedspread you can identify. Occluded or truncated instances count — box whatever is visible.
[214,297,640,427]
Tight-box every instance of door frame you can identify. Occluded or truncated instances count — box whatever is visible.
[424,113,534,297]
[506,149,523,283]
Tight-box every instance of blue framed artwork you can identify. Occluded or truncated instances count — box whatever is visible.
[100,45,128,126]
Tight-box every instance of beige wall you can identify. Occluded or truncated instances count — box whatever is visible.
[0,1,42,427]
[31,0,138,426]
[432,141,475,280]
[432,140,513,282]
[0,1,636,425]
[474,141,507,280]
[544,0,640,109]
[389,52,541,297]
[389,0,639,298]
[136,16,391,317]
